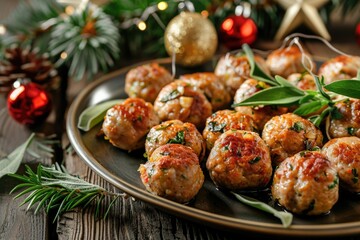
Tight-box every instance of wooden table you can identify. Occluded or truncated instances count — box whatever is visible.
[1,25,360,240]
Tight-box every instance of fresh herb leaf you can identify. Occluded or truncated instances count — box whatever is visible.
[330,107,343,120]
[231,191,293,228]
[289,122,304,132]
[328,176,339,189]
[352,168,358,184]
[242,44,277,86]
[232,86,304,107]
[347,127,356,136]
[160,89,181,103]
[208,121,227,133]
[324,80,360,99]
[167,131,185,145]
[248,156,261,164]
[0,133,35,179]
[293,100,327,116]
[78,99,124,131]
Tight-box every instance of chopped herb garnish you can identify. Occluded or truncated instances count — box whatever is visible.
[143,152,148,158]
[137,116,142,121]
[300,151,306,157]
[290,121,304,132]
[352,168,358,184]
[223,146,229,151]
[288,163,293,171]
[208,121,227,133]
[167,131,185,145]
[160,89,181,102]
[249,156,261,164]
[328,176,339,189]
[347,127,356,136]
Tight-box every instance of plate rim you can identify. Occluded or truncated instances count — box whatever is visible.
[66,58,360,237]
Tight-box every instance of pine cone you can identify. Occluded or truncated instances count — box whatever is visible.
[0,47,59,92]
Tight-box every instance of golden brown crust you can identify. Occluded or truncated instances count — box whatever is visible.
[206,130,272,190]
[262,113,323,166]
[272,151,338,215]
[329,99,360,138]
[125,63,173,103]
[318,55,360,84]
[139,144,204,203]
[323,137,360,192]
[102,98,159,151]
[202,110,257,151]
[145,120,206,161]
[266,45,315,78]
[154,80,212,129]
[180,72,231,111]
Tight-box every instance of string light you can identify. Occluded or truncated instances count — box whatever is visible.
[137,21,147,31]
[60,52,68,59]
[0,24,6,35]
[65,5,75,15]
[157,1,168,11]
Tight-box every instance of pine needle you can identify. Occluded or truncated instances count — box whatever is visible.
[8,163,126,222]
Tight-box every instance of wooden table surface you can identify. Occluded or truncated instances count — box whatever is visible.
[1,6,360,238]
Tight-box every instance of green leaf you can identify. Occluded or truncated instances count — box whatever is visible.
[0,133,35,179]
[167,131,185,145]
[78,99,124,131]
[324,80,360,99]
[231,191,293,228]
[293,100,327,116]
[242,44,277,86]
[232,86,304,107]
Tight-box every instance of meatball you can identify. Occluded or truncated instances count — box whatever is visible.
[233,78,288,131]
[206,130,272,190]
[145,120,206,161]
[214,54,269,97]
[125,63,173,103]
[262,113,323,166]
[323,137,360,193]
[318,55,360,84]
[272,151,339,215]
[287,72,316,90]
[202,110,257,151]
[328,98,360,139]
[102,98,160,151]
[180,72,231,111]
[154,80,212,129]
[266,45,315,78]
[139,144,204,203]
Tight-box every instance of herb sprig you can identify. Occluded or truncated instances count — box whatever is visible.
[233,44,360,127]
[9,164,126,222]
[0,133,56,179]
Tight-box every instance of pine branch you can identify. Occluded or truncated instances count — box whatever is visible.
[50,3,120,80]
[9,163,126,222]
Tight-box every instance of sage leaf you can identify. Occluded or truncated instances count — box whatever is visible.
[231,191,293,228]
[293,100,327,116]
[242,44,277,86]
[0,133,35,179]
[78,99,124,131]
[324,80,360,99]
[232,86,304,107]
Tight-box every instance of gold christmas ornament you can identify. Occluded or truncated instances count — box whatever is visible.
[164,12,218,67]
[275,0,330,41]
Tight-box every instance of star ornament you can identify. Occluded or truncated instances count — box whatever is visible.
[274,0,330,40]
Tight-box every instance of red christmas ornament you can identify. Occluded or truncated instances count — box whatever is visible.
[7,81,52,125]
[219,15,258,49]
[356,22,360,46]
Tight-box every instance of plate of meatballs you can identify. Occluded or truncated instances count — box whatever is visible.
[67,45,360,236]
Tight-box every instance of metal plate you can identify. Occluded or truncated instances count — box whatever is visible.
[66,58,360,236]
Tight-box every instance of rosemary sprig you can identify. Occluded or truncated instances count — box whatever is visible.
[233,44,360,127]
[0,133,56,179]
[9,163,126,222]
